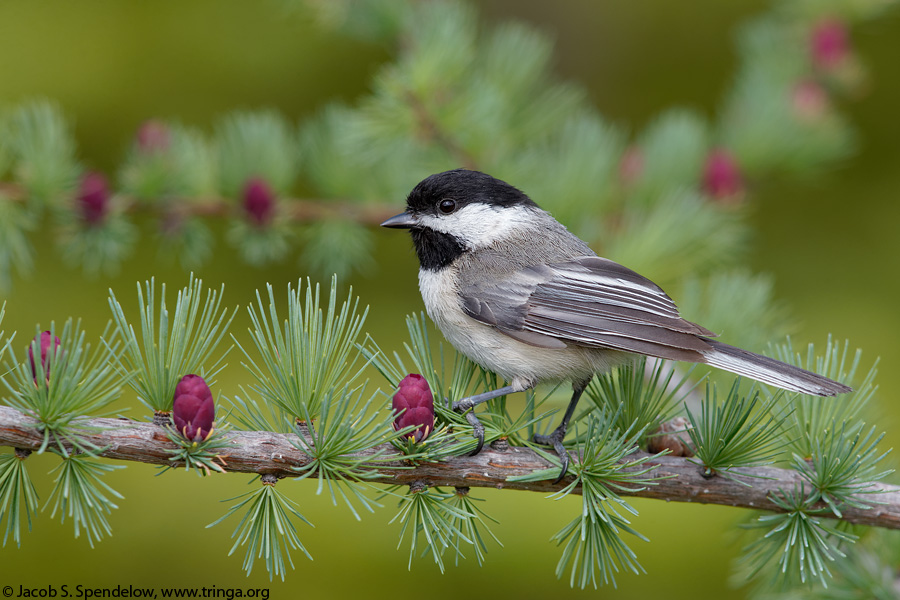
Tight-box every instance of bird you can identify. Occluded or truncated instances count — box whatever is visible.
[381,168,851,481]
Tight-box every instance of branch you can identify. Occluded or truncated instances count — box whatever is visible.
[2,182,399,226]
[2,405,898,529]
[404,89,480,171]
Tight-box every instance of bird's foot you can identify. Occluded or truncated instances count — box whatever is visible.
[452,398,484,456]
[533,427,570,484]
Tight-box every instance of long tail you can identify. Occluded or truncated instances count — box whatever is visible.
[700,339,851,397]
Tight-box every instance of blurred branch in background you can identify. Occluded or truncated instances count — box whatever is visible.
[0,0,877,292]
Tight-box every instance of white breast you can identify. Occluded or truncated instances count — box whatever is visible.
[418,268,625,390]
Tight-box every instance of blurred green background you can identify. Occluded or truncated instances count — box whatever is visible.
[1,1,898,597]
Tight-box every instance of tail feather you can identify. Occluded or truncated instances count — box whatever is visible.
[701,339,852,397]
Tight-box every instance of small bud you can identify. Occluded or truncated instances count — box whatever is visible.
[77,171,110,226]
[242,177,276,226]
[618,146,644,185]
[702,149,743,201]
[791,80,830,123]
[392,374,434,443]
[172,374,215,441]
[136,119,171,154]
[810,18,850,71]
[647,416,693,457]
[28,331,61,382]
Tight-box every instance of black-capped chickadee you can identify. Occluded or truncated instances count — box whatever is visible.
[382,169,850,480]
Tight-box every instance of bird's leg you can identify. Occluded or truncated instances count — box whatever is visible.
[533,378,590,483]
[452,385,518,456]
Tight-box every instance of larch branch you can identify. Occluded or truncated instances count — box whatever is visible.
[1,405,898,529]
[1,182,400,226]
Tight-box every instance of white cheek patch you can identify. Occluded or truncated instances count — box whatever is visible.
[418,204,534,249]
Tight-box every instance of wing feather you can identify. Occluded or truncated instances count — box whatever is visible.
[460,255,715,359]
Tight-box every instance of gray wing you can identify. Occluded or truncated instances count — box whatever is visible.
[460,256,718,362]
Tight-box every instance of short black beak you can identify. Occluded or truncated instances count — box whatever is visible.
[380,212,418,229]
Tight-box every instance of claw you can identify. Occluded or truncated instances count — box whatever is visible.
[451,398,471,412]
[464,410,484,456]
[450,385,518,458]
[531,380,589,483]
[534,428,570,483]
[453,398,484,455]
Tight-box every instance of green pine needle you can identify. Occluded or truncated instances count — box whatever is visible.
[6,99,81,208]
[389,423,473,464]
[509,111,624,237]
[0,112,8,176]
[215,110,297,198]
[390,484,473,574]
[225,218,294,267]
[44,454,124,548]
[291,386,397,520]
[160,425,232,477]
[770,337,878,459]
[584,356,697,447]
[630,108,709,204]
[1,319,125,456]
[741,487,858,588]
[552,497,647,589]
[444,489,502,567]
[513,411,663,588]
[227,390,291,434]
[0,450,39,548]
[300,0,408,41]
[0,302,9,360]
[57,212,137,277]
[720,18,854,176]
[685,381,791,483]
[300,219,373,282]
[107,275,236,413]
[238,276,369,421]
[792,423,892,517]
[158,218,214,271]
[808,529,900,599]
[119,122,218,199]
[606,189,748,287]
[0,199,36,292]
[209,481,313,581]
[551,440,658,588]
[167,123,218,196]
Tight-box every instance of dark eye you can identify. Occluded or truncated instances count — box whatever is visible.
[438,199,457,214]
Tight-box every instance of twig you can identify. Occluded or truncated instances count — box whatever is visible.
[404,89,480,171]
[1,182,400,227]
[1,404,898,529]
